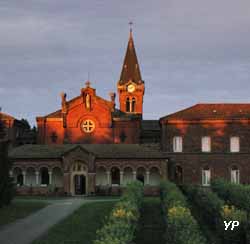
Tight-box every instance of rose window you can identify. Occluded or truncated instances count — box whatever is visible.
[81,119,95,133]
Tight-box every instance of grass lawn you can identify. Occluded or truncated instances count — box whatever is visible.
[134,197,165,244]
[32,201,116,244]
[0,201,48,228]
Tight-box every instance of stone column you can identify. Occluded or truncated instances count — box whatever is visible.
[120,171,124,186]
[9,170,13,178]
[22,170,26,186]
[146,171,150,185]
[49,171,52,185]
[88,173,96,195]
[133,171,137,181]
[35,171,39,186]
[106,171,111,185]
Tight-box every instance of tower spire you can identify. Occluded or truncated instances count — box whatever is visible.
[119,24,142,85]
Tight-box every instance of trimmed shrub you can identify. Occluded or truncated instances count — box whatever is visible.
[0,141,14,207]
[160,181,207,244]
[211,178,250,212]
[94,181,143,244]
[183,185,247,244]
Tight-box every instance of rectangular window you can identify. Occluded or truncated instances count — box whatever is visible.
[202,136,211,152]
[231,169,240,184]
[230,137,240,152]
[202,169,211,186]
[173,136,183,152]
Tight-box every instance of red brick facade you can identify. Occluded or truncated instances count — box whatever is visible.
[160,104,250,185]
[36,30,144,145]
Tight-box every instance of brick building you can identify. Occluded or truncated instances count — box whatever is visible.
[8,30,250,196]
[0,111,34,147]
[160,104,250,186]
[9,30,166,196]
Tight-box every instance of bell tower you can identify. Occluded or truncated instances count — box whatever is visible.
[117,27,145,116]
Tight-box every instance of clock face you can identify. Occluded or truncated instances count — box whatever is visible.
[127,84,135,93]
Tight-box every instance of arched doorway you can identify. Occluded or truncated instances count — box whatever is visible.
[74,175,86,195]
[71,161,88,195]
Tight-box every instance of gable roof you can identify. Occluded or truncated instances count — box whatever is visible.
[160,104,250,121]
[9,144,166,160]
[42,92,113,119]
[119,30,142,85]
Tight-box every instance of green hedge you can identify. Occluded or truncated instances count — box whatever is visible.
[0,141,14,208]
[183,185,247,244]
[211,178,250,212]
[160,181,207,244]
[94,181,143,244]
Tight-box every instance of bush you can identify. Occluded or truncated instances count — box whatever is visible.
[183,185,223,227]
[183,185,247,244]
[94,181,143,244]
[0,141,14,207]
[160,181,207,244]
[211,178,250,212]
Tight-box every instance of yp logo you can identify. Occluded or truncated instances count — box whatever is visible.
[224,221,240,230]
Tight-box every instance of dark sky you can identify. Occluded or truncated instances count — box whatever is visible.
[1,0,250,126]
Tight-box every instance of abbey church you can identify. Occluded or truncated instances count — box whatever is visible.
[8,29,250,196]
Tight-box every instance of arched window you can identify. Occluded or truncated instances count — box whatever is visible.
[17,174,23,186]
[52,167,63,187]
[123,167,133,185]
[202,166,211,186]
[231,165,240,184]
[26,167,36,186]
[40,167,49,185]
[149,167,161,186]
[175,165,183,185]
[96,167,107,186]
[136,167,146,185]
[126,97,130,112]
[131,97,136,112]
[111,167,120,185]
[13,167,23,186]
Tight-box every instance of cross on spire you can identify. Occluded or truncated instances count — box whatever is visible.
[129,21,133,30]
[85,80,91,88]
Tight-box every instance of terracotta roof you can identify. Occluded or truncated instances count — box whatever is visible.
[9,144,166,159]
[119,30,142,85]
[160,104,250,121]
[44,109,62,118]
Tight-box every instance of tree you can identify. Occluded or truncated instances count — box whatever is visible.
[20,118,31,130]
[0,125,14,207]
